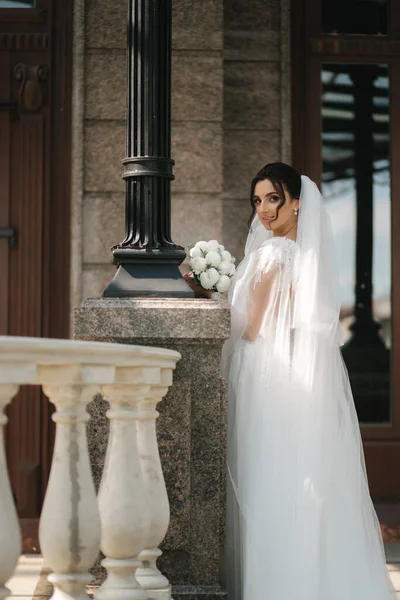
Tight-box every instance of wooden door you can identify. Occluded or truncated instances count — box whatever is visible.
[0,0,72,551]
[292,0,400,539]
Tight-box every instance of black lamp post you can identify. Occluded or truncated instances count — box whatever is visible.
[103,0,194,298]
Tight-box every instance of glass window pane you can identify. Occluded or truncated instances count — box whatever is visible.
[322,0,387,35]
[321,63,391,424]
[0,1,35,6]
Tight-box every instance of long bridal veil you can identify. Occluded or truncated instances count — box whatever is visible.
[223,176,395,600]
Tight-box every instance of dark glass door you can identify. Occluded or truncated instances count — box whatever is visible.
[321,63,391,424]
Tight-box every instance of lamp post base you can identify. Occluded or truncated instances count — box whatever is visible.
[103,249,194,298]
[103,265,194,298]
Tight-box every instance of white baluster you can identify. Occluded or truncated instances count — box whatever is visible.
[95,377,151,600]
[39,376,101,600]
[136,370,172,600]
[0,384,21,600]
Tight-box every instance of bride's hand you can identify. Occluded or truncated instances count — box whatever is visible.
[183,272,214,299]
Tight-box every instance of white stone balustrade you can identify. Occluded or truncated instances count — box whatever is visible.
[135,374,173,600]
[0,336,180,600]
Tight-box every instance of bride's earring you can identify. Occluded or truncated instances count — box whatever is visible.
[294,208,299,217]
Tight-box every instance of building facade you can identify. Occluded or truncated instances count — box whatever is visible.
[1,0,399,559]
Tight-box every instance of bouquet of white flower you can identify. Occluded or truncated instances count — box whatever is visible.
[188,240,236,293]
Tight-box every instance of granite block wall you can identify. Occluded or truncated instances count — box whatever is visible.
[170,0,223,259]
[221,0,291,261]
[77,0,223,301]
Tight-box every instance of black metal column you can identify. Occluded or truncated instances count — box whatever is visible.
[103,0,194,298]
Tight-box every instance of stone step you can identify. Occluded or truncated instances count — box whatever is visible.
[6,549,400,599]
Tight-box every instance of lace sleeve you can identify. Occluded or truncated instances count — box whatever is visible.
[253,238,295,283]
[221,238,295,377]
[244,239,295,342]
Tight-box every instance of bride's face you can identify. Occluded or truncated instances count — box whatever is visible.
[253,179,298,233]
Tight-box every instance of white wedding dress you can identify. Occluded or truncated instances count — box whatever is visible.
[222,176,395,600]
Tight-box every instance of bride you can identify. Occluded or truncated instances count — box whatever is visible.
[221,163,395,600]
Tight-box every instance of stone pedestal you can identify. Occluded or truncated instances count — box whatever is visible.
[74,298,230,600]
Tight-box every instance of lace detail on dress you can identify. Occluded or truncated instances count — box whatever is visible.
[253,237,295,284]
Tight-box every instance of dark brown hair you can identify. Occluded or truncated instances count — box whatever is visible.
[248,162,301,230]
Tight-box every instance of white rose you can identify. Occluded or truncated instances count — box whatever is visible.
[221,250,232,262]
[217,244,225,253]
[219,260,235,276]
[200,268,220,290]
[195,240,208,252]
[231,255,236,264]
[189,246,203,258]
[190,256,207,274]
[216,275,231,293]
[206,250,222,268]
[206,239,219,251]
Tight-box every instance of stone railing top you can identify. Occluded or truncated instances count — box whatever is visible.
[0,336,181,385]
[0,336,180,362]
